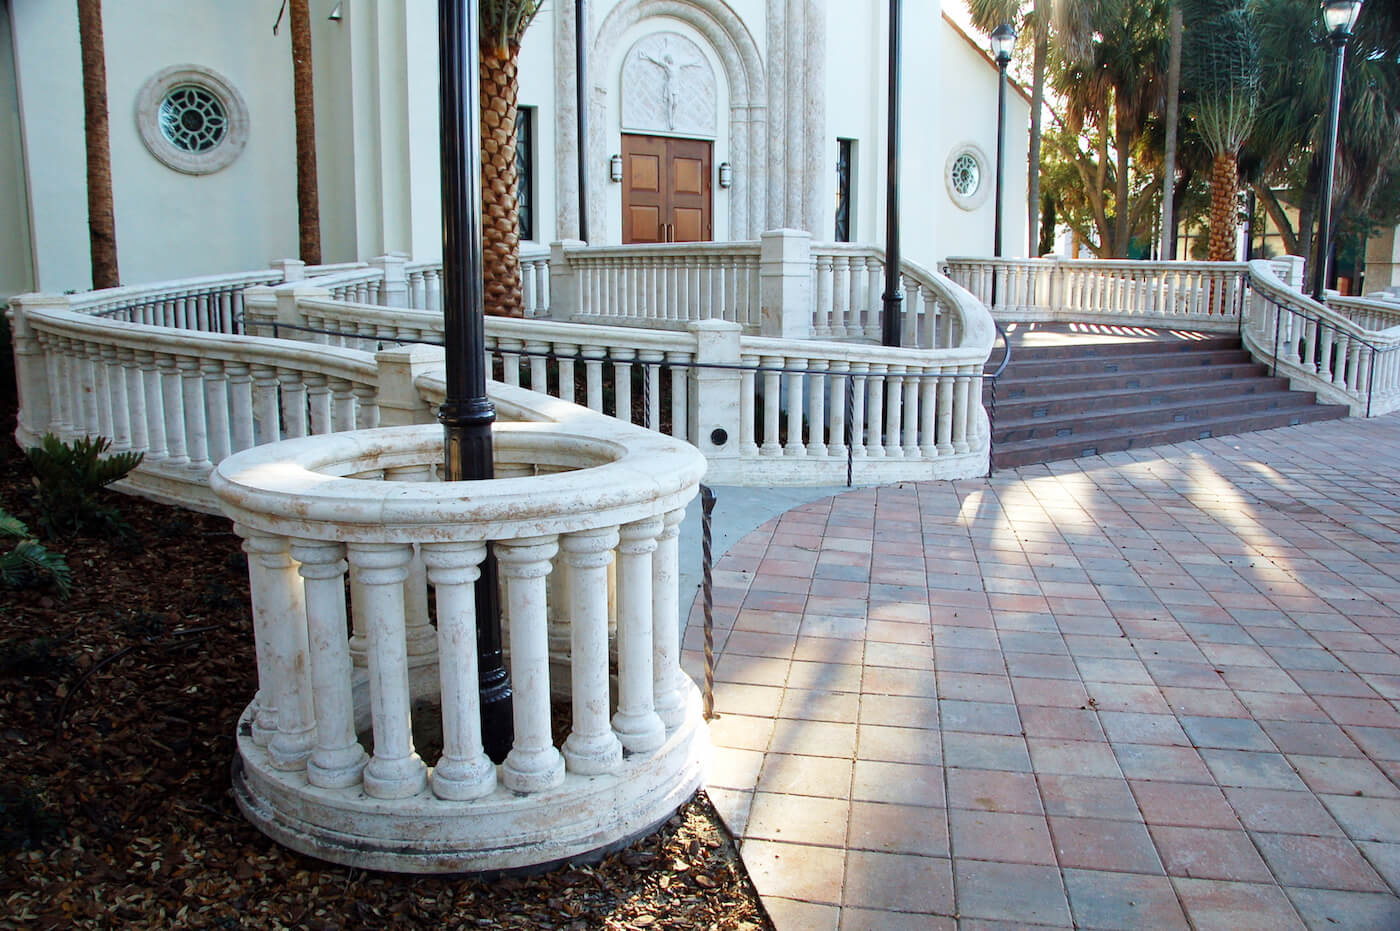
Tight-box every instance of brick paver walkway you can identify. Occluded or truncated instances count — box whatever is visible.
[685,414,1400,929]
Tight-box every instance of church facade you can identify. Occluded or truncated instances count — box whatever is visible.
[0,0,1030,298]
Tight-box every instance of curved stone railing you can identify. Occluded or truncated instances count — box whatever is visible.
[1244,260,1400,417]
[1329,293,1400,333]
[66,268,283,334]
[944,256,1252,330]
[245,260,996,483]
[404,243,551,316]
[212,383,708,872]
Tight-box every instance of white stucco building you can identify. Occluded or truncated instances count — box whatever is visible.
[0,0,1031,299]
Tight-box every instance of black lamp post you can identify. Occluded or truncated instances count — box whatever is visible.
[437,0,512,762]
[881,0,903,348]
[576,0,590,243]
[990,23,1015,310]
[1311,0,1363,303]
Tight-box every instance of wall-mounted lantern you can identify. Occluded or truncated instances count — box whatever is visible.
[718,161,733,189]
[609,154,623,182]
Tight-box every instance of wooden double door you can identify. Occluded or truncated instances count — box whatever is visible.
[621,133,712,244]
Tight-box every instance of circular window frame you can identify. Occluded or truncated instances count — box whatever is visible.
[135,65,248,175]
[945,143,991,211]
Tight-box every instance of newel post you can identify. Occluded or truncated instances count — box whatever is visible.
[6,296,62,443]
[759,229,813,338]
[549,240,583,319]
[687,320,743,460]
[269,258,306,282]
[370,253,410,307]
[375,345,445,426]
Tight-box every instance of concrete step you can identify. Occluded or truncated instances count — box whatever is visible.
[995,334,1241,364]
[992,348,1254,380]
[988,378,1294,422]
[992,391,1324,445]
[991,404,1349,470]
[991,362,1272,401]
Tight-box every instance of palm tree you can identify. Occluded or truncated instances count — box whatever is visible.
[1182,0,1260,261]
[289,0,322,265]
[480,1,543,317]
[77,0,119,289]
[1160,1,1182,258]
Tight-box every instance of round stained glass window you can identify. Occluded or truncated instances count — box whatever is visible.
[136,65,248,175]
[950,153,981,197]
[159,85,229,153]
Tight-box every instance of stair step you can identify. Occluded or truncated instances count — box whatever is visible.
[997,335,1240,363]
[992,393,1321,444]
[987,378,1294,421]
[991,362,1272,399]
[990,405,1349,470]
[992,348,1254,379]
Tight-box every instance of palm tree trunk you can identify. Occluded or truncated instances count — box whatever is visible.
[1207,151,1239,262]
[1027,24,1047,257]
[480,45,523,318]
[1113,101,1132,256]
[77,0,119,289]
[290,0,322,265]
[1160,2,1182,259]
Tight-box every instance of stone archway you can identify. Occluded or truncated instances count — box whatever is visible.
[556,0,766,242]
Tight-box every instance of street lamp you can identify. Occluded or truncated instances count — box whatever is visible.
[881,0,904,347]
[990,23,1016,310]
[1312,0,1363,303]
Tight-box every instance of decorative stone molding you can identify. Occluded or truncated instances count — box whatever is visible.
[945,143,991,212]
[135,65,249,175]
[764,0,827,234]
[621,32,717,137]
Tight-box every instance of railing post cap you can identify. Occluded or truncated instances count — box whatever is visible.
[687,319,742,335]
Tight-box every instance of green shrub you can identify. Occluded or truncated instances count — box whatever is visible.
[25,434,144,539]
[0,508,70,597]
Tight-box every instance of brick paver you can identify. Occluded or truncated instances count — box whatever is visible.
[688,414,1400,929]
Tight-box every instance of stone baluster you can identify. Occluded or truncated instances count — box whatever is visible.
[135,350,168,459]
[739,355,759,455]
[496,535,566,793]
[652,509,687,729]
[784,361,807,456]
[806,360,829,456]
[849,365,869,458]
[420,541,496,800]
[251,364,282,446]
[119,349,148,453]
[902,368,921,457]
[828,361,849,460]
[288,540,369,789]
[225,362,255,452]
[832,257,851,337]
[613,349,635,423]
[1334,335,1352,387]
[668,351,690,441]
[157,355,189,465]
[558,528,623,775]
[329,378,356,432]
[936,374,955,455]
[240,529,315,768]
[201,359,231,465]
[385,467,439,663]
[865,365,887,458]
[301,374,330,434]
[582,346,607,412]
[901,280,920,347]
[641,350,664,431]
[919,367,939,458]
[499,338,523,386]
[883,367,905,458]
[348,542,428,799]
[87,344,113,441]
[760,356,782,456]
[276,369,308,440]
[73,342,98,437]
[952,367,972,454]
[613,518,666,752]
[815,255,834,337]
[178,357,212,470]
[866,259,884,339]
[527,340,550,394]
[100,346,131,450]
[557,344,577,404]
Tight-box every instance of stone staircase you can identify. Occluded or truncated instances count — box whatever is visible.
[985,327,1349,470]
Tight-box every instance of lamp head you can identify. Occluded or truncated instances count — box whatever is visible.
[990,23,1017,64]
[1322,0,1363,39]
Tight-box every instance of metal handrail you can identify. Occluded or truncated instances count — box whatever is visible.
[984,322,1012,478]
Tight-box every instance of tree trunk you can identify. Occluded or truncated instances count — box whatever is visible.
[1160,2,1182,260]
[1113,100,1132,257]
[1297,162,1321,281]
[480,44,523,318]
[290,0,322,265]
[77,0,119,289]
[1027,22,1047,257]
[1207,151,1239,262]
[1253,184,1298,255]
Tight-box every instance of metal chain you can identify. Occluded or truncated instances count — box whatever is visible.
[700,484,717,721]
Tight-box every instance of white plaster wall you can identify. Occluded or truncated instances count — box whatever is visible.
[823,8,1030,266]
[311,0,359,264]
[518,5,558,248]
[10,0,300,291]
[0,0,34,300]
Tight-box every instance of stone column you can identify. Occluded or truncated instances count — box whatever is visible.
[497,536,566,793]
[613,518,666,753]
[290,540,369,789]
[348,542,428,799]
[241,529,315,769]
[558,527,623,775]
[652,509,687,730]
[421,541,497,801]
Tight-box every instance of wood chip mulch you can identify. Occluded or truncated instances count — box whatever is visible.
[0,377,771,930]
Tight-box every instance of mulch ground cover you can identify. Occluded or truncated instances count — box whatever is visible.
[0,365,770,930]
